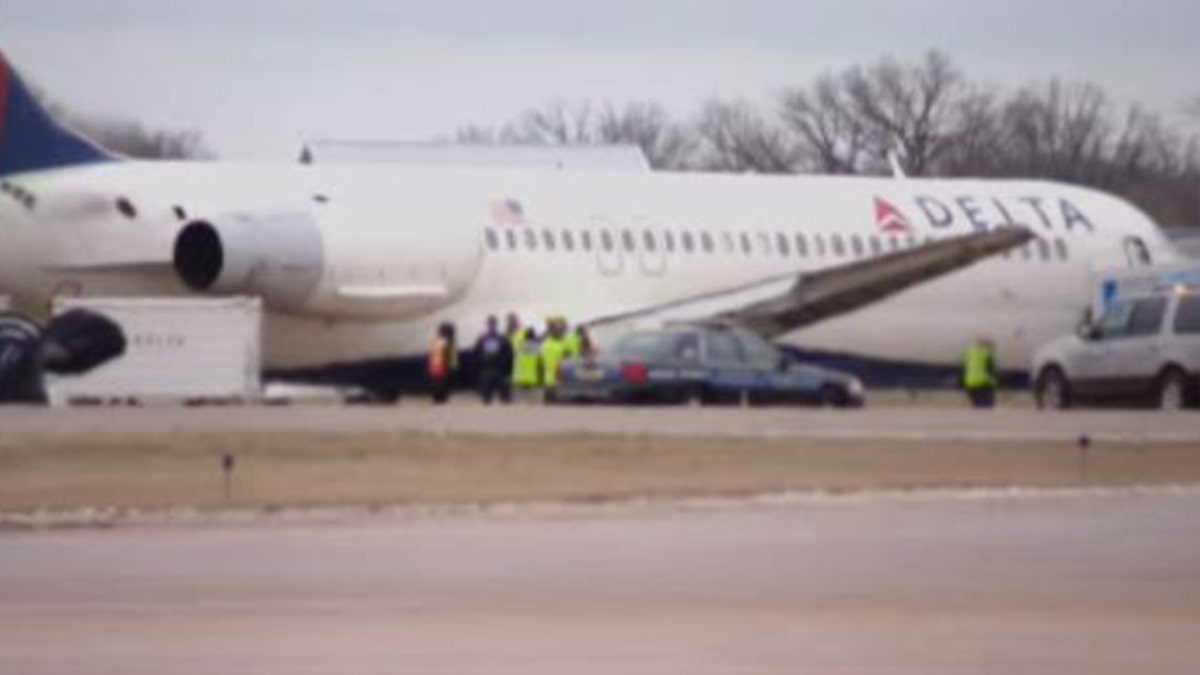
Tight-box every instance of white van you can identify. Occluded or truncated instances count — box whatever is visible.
[1032,287,1200,409]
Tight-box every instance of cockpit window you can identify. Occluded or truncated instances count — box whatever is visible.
[1123,236,1152,267]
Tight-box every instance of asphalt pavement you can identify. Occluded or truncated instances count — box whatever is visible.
[1,489,1198,674]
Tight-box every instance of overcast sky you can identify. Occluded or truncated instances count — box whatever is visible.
[2,0,1197,159]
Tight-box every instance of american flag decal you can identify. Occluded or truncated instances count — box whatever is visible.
[489,198,527,226]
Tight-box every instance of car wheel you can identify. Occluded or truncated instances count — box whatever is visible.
[1035,367,1071,410]
[819,384,847,408]
[1157,367,1189,411]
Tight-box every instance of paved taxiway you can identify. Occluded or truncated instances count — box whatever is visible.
[1,404,1198,442]
[2,489,1199,674]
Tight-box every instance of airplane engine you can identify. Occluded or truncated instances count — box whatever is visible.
[173,212,325,314]
[173,209,484,320]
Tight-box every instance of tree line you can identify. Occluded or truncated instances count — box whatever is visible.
[451,52,1200,228]
[31,85,212,161]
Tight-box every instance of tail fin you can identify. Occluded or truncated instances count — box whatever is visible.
[0,50,112,177]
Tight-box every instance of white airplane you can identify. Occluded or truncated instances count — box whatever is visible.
[0,50,1185,389]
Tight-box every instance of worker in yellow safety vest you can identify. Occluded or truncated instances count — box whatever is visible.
[962,337,997,409]
[564,322,583,359]
[539,317,569,399]
[512,326,542,391]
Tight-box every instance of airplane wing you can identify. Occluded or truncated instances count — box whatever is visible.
[586,227,1034,339]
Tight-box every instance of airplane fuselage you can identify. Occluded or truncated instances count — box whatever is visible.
[0,162,1182,371]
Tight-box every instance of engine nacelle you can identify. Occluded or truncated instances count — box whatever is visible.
[173,207,485,321]
[173,212,324,314]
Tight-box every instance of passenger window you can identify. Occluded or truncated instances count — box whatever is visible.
[795,233,808,257]
[1036,238,1051,261]
[1127,297,1168,337]
[682,231,695,253]
[485,228,499,250]
[888,237,901,252]
[622,229,636,252]
[831,235,846,257]
[1174,296,1200,334]
[869,236,883,256]
[1054,238,1068,261]
[600,230,614,252]
[705,330,744,363]
[701,232,715,253]
[664,230,676,253]
[524,229,538,250]
[542,229,556,251]
[722,232,735,253]
[643,230,656,252]
[850,235,864,258]
[814,235,827,257]
[505,229,518,250]
[562,229,575,251]
[757,232,771,255]
[581,230,593,252]
[776,233,790,256]
[739,233,752,255]
[905,236,916,249]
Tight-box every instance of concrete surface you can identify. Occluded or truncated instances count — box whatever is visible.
[1,489,1199,674]
[0,404,1197,443]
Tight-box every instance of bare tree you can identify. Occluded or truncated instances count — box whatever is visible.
[932,89,1002,176]
[452,124,499,144]
[445,53,1200,226]
[71,117,212,160]
[998,79,1111,181]
[452,100,695,170]
[594,102,695,170]
[498,100,596,145]
[30,83,212,159]
[843,51,966,175]
[694,99,797,174]
[780,75,870,173]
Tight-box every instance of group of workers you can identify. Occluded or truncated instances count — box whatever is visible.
[428,313,594,405]
[431,314,1000,408]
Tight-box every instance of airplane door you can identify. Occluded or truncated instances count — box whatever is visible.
[636,221,667,277]
[591,217,624,277]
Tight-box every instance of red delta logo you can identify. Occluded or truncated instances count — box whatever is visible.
[873,197,914,235]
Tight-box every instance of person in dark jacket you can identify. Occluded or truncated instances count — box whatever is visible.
[474,315,514,404]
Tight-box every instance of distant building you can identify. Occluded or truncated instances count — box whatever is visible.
[298,140,651,172]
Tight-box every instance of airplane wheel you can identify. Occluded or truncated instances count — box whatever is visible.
[1035,367,1071,410]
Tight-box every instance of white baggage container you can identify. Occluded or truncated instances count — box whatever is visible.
[48,296,262,405]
